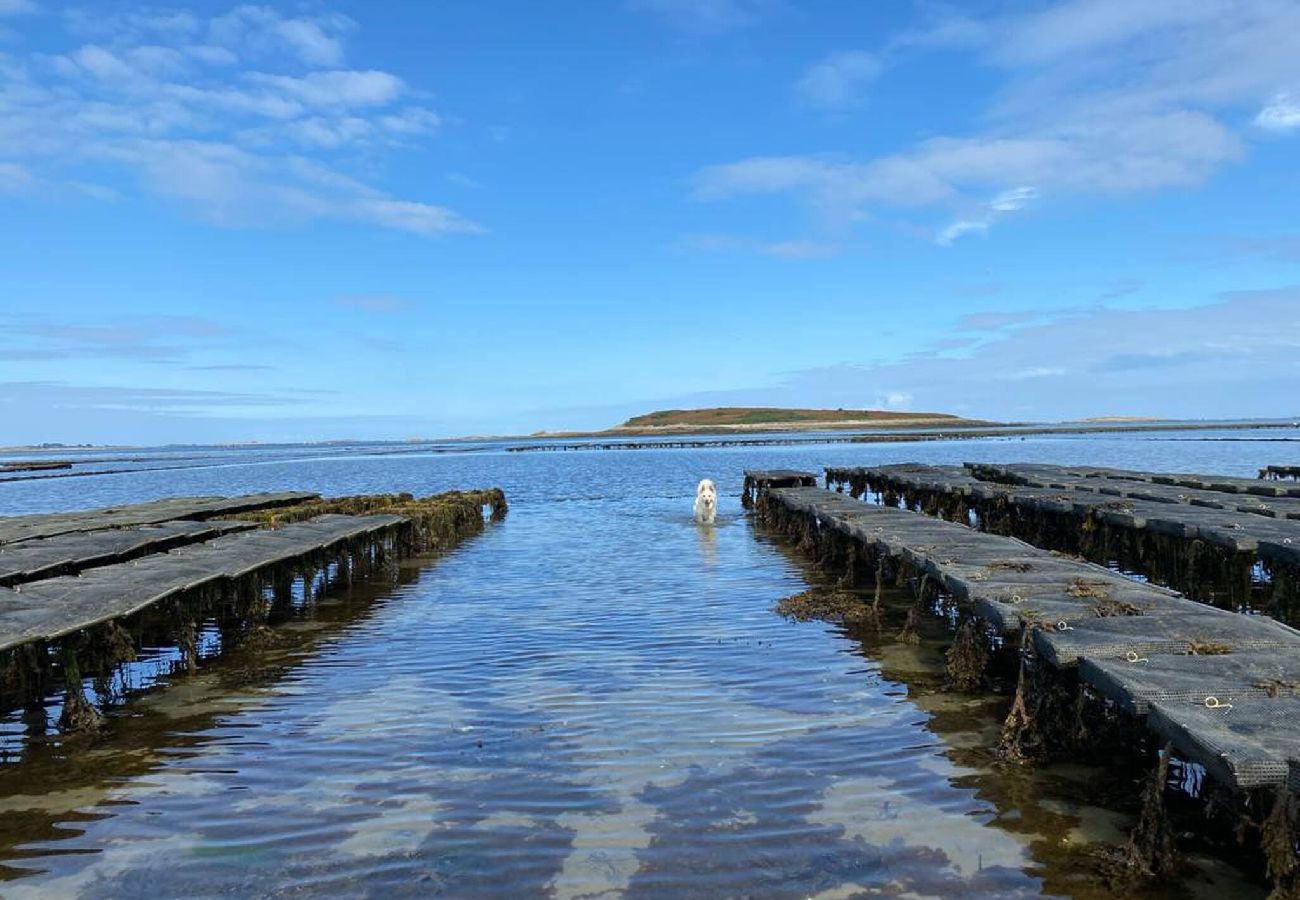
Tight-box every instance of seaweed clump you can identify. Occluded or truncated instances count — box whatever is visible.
[895,574,933,644]
[1183,640,1232,656]
[86,619,137,697]
[1254,679,1300,699]
[1067,579,1112,600]
[1093,598,1142,617]
[1123,744,1180,878]
[776,589,877,626]
[1093,743,1182,886]
[234,489,508,554]
[58,644,102,733]
[946,618,990,691]
[1,642,51,710]
[997,627,1077,763]
[1261,786,1299,900]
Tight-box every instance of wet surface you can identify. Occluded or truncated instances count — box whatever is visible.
[0,431,1289,897]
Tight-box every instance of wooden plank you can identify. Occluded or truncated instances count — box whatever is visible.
[0,491,319,545]
[0,513,402,653]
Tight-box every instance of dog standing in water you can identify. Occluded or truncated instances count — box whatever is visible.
[694,479,717,524]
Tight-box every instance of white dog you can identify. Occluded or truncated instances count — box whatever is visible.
[694,479,717,524]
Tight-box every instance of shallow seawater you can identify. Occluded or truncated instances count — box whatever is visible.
[0,430,1293,897]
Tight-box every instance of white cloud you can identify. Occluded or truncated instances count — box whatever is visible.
[1000,366,1067,380]
[246,69,403,108]
[936,220,987,245]
[989,186,1037,211]
[445,171,481,189]
[208,5,351,66]
[1256,92,1300,131]
[658,287,1300,420]
[72,44,138,81]
[678,232,839,259]
[892,12,987,51]
[350,198,482,236]
[187,44,238,66]
[333,294,416,314]
[701,0,1294,244]
[796,51,881,110]
[993,0,1226,66]
[956,312,1034,331]
[938,185,1037,245]
[380,107,442,135]
[761,239,838,259]
[0,314,234,362]
[0,161,34,194]
[695,155,951,227]
[628,0,772,34]
[700,111,1239,232]
[0,5,477,237]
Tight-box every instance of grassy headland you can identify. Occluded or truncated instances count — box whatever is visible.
[603,407,992,435]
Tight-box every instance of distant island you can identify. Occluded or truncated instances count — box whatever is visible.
[502,411,1300,453]
[618,407,984,430]
[524,407,995,439]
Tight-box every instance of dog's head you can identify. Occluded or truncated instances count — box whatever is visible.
[697,479,717,505]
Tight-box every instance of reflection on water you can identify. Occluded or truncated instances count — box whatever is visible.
[0,431,1287,897]
[694,520,718,569]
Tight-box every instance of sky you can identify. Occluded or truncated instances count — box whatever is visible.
[0,0,1298,445]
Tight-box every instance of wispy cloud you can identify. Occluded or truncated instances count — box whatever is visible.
[791,8,989,112]
[679,232,839,259]
[0,314,234,362]
[795,51,881,110]
[937,185,1038,245]
[1098,278,1144,300]
[650,286,1300,420]
[445,171,482,189]
[189,363,276,372]
[0,161,34,194]
[0,0,35,16]
[332,294,416,313]
[955,311,1034,332]
[760,239,839,259]
[1256,92,1300,132]
[0,380,309,412]
[0,4,479,237]
[699,0,1300,245]
[1212,235,1300,262]
[628,0,774,34]
[694,155,951,231]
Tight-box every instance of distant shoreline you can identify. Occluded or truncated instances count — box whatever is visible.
[1,417,1296,458]
[504,419,1300,453]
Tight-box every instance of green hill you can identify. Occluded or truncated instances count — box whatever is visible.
[617,407,977,429]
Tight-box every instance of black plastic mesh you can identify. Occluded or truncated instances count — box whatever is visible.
[1082,651,1300,716]
[2,513,402,652]
[1148,697,1300,791]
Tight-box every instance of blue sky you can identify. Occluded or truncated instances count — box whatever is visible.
[1,0,1298,444]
